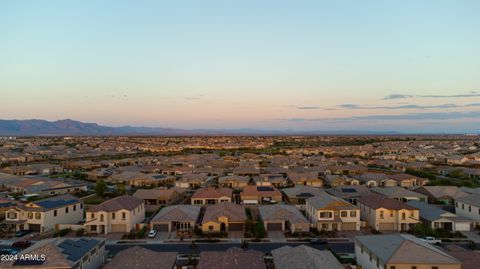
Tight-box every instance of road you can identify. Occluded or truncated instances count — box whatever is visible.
[0,241,354,257]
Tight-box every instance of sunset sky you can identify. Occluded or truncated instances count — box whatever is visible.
[1,1,479,133]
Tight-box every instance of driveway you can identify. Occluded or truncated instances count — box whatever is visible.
[268,231,286,242]
[461,231,480,243]
[154,232,175,241]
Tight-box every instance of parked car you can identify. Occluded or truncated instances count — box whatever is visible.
[12,240,32,248]
[148,230,157,238]
[420,236,442,244]
[14,230,32,237]
[309,238,328,245]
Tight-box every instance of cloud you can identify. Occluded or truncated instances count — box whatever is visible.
[183,96,202,100]
[296,106,322,110]
[338,103,459,110]
[281,111,480,122]
[383,94,414,100]
[383,92,480,100]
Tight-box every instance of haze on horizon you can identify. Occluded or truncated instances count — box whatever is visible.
[1,1,479,133]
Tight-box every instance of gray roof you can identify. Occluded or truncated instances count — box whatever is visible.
[150,205,200,223]
[306,192,357,210]
[258,204,309,224]
[456,193,480,207]
[406,201,453,221]
[372,187,427,200]
[271,245,343,269]
[355,234,459,265]
[282,185,326,198]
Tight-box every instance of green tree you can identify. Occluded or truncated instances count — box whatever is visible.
[95,180,107,197]
[116,183,126,195]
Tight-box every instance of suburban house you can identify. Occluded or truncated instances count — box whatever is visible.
[355,234,461,269]
[371,186,428,202]
[455,193,480,226]
[388,173,429,187]
[282,185,326,209]
[201,202,246,233]
[197,247,266,269]
[85,195,145,234]
[358,194,420,232]
[191,187,233,205]
[287,172,323,187]
[0,237,106,269]
[3,194,83,233]
[407,200,471,232]
[127,173,176,187]
[414,186,469,205]
[322,174,358,187]
[258,204,310,233]
[104,246,177,269]
[218,175,250,189]
[326,185,371,205]
[305,192,361,231]
[133,187,184,211]
[149,205,201,232]
[355,172,397,187]
[254,174,288,188]
[271,245,343,269]
[240,185,282,205]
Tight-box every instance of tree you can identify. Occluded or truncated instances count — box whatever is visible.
[116,183,126,195]
[95,180,107,197]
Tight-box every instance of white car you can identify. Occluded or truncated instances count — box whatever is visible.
[147,230,157,238]
[421,236,441,244]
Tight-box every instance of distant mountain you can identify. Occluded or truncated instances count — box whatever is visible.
[0,119,404,136]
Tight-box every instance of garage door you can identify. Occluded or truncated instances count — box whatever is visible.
[29,224,41,232]
[341,222,357,231]
[267,222,283,231]
[379,222,395,231]
[153,223,169,232]
[111,224,127,233]
[229,223,244,231]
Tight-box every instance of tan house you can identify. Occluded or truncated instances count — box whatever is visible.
[241,185,282,205]
[305,192,360,231]
[3,194,83,234]
[191,187,233,205]
[133,187,185,211]
[201,203,246,233]
[254,174,287,188]
[85,195,145,234]
[388,173,429,187]
[258,204,310,233]
[355,234,461,269]
[218,175,250,189]
[358,194,420,232]
[150,205,201,232]
[287,172,323,187]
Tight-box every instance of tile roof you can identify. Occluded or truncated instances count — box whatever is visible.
[358,194,417,210]
[271,245,343,269]
[258,204,309,224]
[104,246,177,269]
[88,195,143,212]
[197,247,266,269]
[192,187,233,199]
[202,203,246,224]
[150,205,201,223]
[306,192,357,210]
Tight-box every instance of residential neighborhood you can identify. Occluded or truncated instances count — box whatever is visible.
[1,135,480,268]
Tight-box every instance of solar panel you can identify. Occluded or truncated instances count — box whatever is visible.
[36,198,78,209]
[296,192,314,197]
[257,186,274,191]
[58,238,99,262]
[341,188,357,193]
[13,259,45,266]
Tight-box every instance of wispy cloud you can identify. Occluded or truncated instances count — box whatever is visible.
[281,111,480,122]
[383,92,480,100]
[183,96,202,100]
[296,106,322,110]
[339,103,459,110]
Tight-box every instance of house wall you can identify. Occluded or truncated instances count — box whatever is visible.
[86,203,145,234]
[455,201,480,224]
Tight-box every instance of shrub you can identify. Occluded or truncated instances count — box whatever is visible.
[55,228,72,237]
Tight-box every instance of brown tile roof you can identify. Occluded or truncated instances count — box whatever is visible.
[202,203,246,224]
[133,188,179,200]
[192,187,233,199]
[197,247,266,269]
[104,246,177,269]
[87,195,143,212]
[358,194,417,210]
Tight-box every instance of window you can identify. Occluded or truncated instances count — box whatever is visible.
[73,205,76,211]
[54,210,57,217]
[432,267,438,269]
[390,266,396,269]
[100,214,104,222]
[380,211,384,219]
[28,212,33,219]
[7,212,17,219]
[412,266,417,269]
[401,212,406,220]
[341,211,347,217]
[112,212,115,219]
[350,211,357,217]
[469,206,472,212]
[390,211,394,217]
[462,204,465,210]
[91,213,94,219]
[410,210,414,217]
[80,203,83,209]
[122,212,126,220]
[65,207,69,213]
[455,202,458,208]
[320,212,332,218]
[35,213,41,220]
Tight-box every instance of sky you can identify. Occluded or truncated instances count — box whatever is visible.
[1,0,480,133]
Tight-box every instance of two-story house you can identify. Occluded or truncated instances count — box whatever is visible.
[358,194,420,232]
[305,192,360,231]
[455,193,480,226]
[3,194,83,234]
[85,195,144,234]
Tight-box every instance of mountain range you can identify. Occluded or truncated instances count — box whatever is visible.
[0,119,404,136]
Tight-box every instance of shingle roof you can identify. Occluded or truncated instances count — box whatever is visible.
[258,204,309,224]
[306,192,357,210]
[355,234,459,265]
[456,193,480,207]
[88,195,143,212]
[197,247,266,269]
[358,194,417,210]
[104,246,177,269]
[202,203,246,224]
[271,245,343,269]
[150,205,201,223]
[192,187,233,199]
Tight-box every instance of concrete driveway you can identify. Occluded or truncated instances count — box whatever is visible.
[268,231,286,242]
